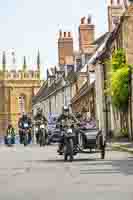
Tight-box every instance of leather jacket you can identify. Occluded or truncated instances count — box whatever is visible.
[34,114,47,125]
[18,117,32,129]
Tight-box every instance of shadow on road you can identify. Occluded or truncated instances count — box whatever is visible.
[80,157,133,176]
[26,158,96,164]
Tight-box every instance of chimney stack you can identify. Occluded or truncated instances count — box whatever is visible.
[108,0,123,32]
[58,30,74,66]
[79,15,95,53]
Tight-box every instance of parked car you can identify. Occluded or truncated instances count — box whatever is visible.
[47,114,61,144]
[47,128,61,144]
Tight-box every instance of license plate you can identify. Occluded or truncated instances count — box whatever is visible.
[24,123,28,128]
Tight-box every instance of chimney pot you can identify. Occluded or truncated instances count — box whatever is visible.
[111,0,114,5]
[87,15,91,24]
[68,32,71,37]
[64,32,66,37]
[59,30,62,37]
[81,17,85,24]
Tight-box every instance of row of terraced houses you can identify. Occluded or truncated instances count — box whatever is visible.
[33,0,133,139]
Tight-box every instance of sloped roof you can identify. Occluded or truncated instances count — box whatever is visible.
[71,81,95,104]
[92,32,109,46]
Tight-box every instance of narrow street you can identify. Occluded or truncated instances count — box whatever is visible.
[0,145,133,200]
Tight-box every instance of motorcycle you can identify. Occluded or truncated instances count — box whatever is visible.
[21,123,30,146]
[58,119,77,162]
[35,120,47,146]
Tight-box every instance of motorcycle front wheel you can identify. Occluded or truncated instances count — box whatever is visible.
[64,138,74,162]
[24,134,28,146]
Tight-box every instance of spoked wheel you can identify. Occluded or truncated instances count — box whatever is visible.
[24,135,28,146]
[64,153,68,161]
[101,146,105,159]
[40,136,46,147]
[64,145,68,161]
[78,133,84,152]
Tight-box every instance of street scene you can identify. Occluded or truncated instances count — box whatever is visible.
[0,0,133,199]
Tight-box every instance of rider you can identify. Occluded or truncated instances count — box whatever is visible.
[5,124,16,145]
[34,108,48,144]
[18,113,32,144]
[57,105,79,153]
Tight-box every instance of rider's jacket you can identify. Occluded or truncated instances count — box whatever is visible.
[18,117,32,129]
[6,127,15,137]
[34,113,47,126]
[57,113,79,128]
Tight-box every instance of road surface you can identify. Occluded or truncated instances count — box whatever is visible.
[0,144,133,200]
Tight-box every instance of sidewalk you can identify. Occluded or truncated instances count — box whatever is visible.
[108,140,133,154]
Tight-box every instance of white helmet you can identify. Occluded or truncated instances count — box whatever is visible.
[62,105,69,112]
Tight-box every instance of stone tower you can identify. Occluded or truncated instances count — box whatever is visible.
[58,30,74,66]
[108,0,125,32]
[0,52,42,135]
[79,16,95,54]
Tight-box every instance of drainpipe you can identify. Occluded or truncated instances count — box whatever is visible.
[129,66,133,140]
[103,63,109,140]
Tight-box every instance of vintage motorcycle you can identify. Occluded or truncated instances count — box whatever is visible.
[21,122,31,146]
[58,119,77,162]
[35,120,47,146]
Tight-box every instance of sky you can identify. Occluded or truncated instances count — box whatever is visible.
[0,0,108,77]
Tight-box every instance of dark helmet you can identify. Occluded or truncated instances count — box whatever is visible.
[76,112,82,119]
[8,124,12,129]
[22,112,27,118]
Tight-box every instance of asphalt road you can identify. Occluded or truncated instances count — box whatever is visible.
[0,144,133,200]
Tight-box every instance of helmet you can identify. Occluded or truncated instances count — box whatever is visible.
[76,112,82,119]
[22,112,27,118]
[37,108,42,114]
[62,105,69,112]
[8,124,12,129]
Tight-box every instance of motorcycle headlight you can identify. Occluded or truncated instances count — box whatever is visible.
[67,129,72,134]
[35,127,38,131]
[40,124,45,129]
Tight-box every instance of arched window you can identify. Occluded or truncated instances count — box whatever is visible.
[18,94,26,114]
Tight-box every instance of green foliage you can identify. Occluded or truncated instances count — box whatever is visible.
[121,128,128,138]
[111,49,126,71]
[107,49,129,112]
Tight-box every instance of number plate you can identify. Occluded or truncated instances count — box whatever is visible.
[24,123,28,128]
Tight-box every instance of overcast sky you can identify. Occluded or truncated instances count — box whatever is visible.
[0,0,107,77]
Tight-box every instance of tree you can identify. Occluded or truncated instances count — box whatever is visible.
[106,49,130,134]
[107,49,129,112]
